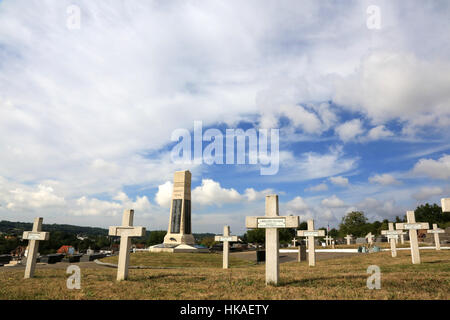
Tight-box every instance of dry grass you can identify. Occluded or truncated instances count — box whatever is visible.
[101,251,254,268]
[0,250,448,300]
[317,242,435,249]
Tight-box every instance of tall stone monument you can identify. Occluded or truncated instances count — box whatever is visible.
[163,170,195,246]
[150,170,208,253]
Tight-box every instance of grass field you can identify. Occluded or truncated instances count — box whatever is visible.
[0,250,449,300]
[312,242,435,249]
[100,252,255,268]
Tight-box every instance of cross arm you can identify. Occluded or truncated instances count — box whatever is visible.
[109,226,146,237]
[427,229,445,234]
[214,235,239,242]
[246,216,299,229]
[395,222,429,230]
[381,230,403,235]
[297,230,325,237]
[22,231,50,241]
[386,234,399,239]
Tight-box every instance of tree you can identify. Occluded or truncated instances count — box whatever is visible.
[329,228,338,238]
[339,211,369,237]
[298,222,307,230]
[371,221,382,235]
[199,237,216,248]
[246,229,265,244]
[279,228,296,244]
[415,203,450,226]
[147,231,167,246]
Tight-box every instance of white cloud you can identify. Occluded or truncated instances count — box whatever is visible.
[193,179,241,206]
[243,188,274,202]
[355,197,402,220]
[412,187,444,201]
[329,176,349,187]
[321,195,346,208]
[70,197,122,217]
[334,52,450,128]
[155,178,273,208]
[278,146,358,182]
[6,184,65,210]
[306,183,328,192]
[412,155,450,180]
[69,192,152,217]
[285,196,309,212]
[278,105,324,135]
[366,125,394,141]
[0,1,449,229]
[335,119,365,142]
[155,181,174,208]
[369,174,401,186]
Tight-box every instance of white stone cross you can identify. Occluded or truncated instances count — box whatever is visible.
[345,234,353,245]
[214,225,238,269]
[246,195,299,285]
[427,223,445,251]
[396,211,429,264]
[109,209,146,281]
[400,232,406,244]
[22,217,50,279]
[324,236,333,246]
[291,237,298,247]
[441,198,450,213]
[381,223,402,257]
[365,232,374,245]
[297,220,325,267]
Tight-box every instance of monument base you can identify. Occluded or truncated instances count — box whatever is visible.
[149,243,209,253]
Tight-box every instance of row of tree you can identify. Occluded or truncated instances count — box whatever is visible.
[1,203,448,253]
[241,203,450,244]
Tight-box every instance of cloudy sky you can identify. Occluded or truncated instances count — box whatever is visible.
[0,0,449,235]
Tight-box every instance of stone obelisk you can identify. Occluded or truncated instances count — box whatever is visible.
[163,170,195,246]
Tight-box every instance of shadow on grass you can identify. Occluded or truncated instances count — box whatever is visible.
[127,273,187,282]
[280,274,366,287]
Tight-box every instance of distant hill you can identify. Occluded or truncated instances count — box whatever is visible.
[0,220,217,239]
[193,233,216,241]
[0,220,108,236]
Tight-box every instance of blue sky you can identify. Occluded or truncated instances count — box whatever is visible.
[0,0,449,235]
